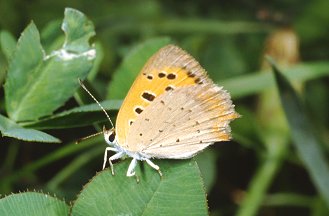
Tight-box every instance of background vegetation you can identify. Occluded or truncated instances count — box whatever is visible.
[0,1,328,215]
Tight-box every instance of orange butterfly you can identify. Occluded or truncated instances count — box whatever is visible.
[81,45,239,178]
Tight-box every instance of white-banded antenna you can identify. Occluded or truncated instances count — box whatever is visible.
[78,79,114,128]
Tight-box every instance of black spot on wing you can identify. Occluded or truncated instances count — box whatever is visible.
[165,86,174,91]
[158,72,166,78]
[135,107,143,114]
[167,73,176,80]
[187,71,195,78]
[194,77,203,85]
[142,92,155,102]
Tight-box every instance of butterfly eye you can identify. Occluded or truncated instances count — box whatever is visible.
[107,131,116,143]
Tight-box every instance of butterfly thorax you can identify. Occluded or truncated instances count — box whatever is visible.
[104,128,151,160]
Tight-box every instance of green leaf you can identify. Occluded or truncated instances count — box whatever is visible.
[0,192,69,216]
[221,62,329,99]
[262,193,315,208]
[23,100,121,129]
[107,37,171,99]
[271,60,329,208]
[71,159,208,215]
[4,8,95,122]
[195,149,217,192]
[62,8,95,53]
[0,114,60,143]
[0,30,16,61]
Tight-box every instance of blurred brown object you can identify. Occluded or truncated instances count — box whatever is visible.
[258,26,300,146]
[261,27,300,69]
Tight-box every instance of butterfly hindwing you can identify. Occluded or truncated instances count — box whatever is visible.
[125,82,239,158]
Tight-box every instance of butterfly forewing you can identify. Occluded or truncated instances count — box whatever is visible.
[115,45,211,145]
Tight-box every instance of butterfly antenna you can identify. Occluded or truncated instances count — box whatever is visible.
[76,131,104,144]
[78,79,114,128]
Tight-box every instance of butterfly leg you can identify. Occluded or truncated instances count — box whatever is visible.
[108,151,125,175]
[102,147,118,170]
[145,158,162,177]
[127,158,138,177]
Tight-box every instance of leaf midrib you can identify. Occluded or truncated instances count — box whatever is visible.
[140,176,163,216]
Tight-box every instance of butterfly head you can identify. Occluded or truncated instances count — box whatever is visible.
[103,126,116,145]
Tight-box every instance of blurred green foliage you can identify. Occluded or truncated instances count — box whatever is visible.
[0,1,328,215]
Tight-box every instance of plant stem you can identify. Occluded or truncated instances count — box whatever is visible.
[236,140,288,216]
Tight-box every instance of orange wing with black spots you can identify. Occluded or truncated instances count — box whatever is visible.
[115,45,212,146]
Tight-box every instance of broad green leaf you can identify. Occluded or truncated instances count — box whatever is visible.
[0,192,69,216]
[5,8,95,122]
[0,114,60,143]
[221,62,329,99]
[195,149,217,192]
[23,100,121,129]
[107,37,171,99]
[271,60,329,208]
[72,159,208,216]
[0,30,16,61]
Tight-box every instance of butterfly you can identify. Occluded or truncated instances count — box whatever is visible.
[80,45,239,178]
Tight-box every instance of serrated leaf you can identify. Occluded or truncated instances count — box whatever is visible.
[72,159,208,216]
[271,60,329,208]
[0,192,69,216]
[0,114,60,143]
[23,100,121,129]
[107,37,171,99]
[4,8,95,122]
